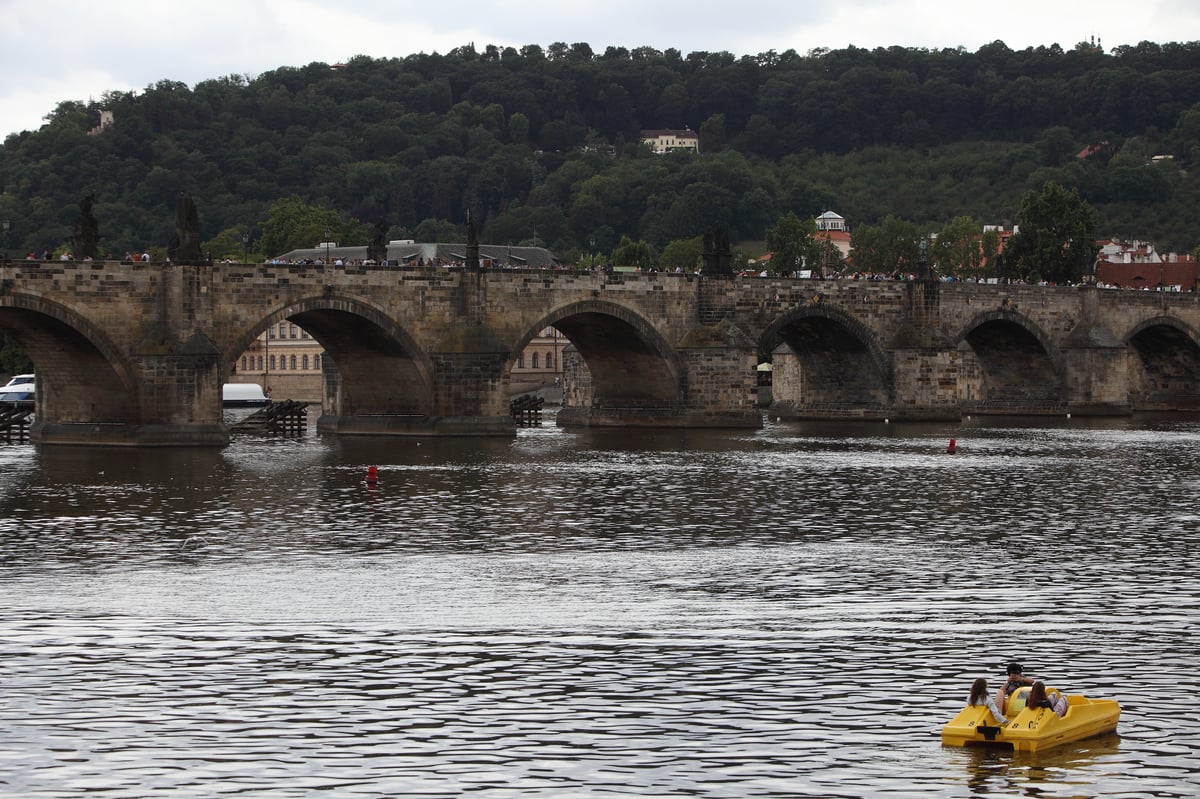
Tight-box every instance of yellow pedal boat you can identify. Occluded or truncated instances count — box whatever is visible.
[941,685,1120,753]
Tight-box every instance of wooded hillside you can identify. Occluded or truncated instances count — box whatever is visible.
[2,38,1199,262]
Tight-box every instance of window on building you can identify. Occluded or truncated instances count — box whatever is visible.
[302,355,309,370]
[240,356,247,371]
[290,355,297,370]
[532,353,539,369]
[314,354,321,370]
[517,355,525,369]
[269,355,276,371]
[289,325,298,339]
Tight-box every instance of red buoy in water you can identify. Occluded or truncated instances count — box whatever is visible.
[947,438,957,454]
[366,465,379,486]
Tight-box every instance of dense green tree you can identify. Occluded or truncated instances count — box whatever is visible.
[650,182,740,245]
[1166,105,1200,168]
[850,215,923,275]
[764,212,819,275]
[659,236,703,272]
[813,237,848,274]
[204,226,257,262]
[1105,158,1173,204]
[611,235,657,269]
[260,196,344,255]
[481,201,570,249]
[698,113,727,153]
[412,218,462,243]
[3,39,1200,260]
[1035,126,1077,167]
[930,215,985,277]
[1008,181,1099,283]
[508,112,530,145]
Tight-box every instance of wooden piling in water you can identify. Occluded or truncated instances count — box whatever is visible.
[229,400,309,437]
[509,394,544,426]
[0,407,33,443]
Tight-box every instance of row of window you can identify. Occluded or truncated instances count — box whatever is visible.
[240,354,322,372]
[264,324,558,346]
[240,351,556,372]
[516,352,556,370]
[267,325,564,343]
[267,324,311,340]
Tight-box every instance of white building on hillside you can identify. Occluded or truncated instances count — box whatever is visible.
[640,129,699,154]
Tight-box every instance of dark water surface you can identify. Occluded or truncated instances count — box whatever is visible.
[1,414,1197,798]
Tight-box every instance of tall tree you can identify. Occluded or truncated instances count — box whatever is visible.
[930,215,985,278]
[850,215,923,275]
[259,196,344,255]
[659,236,703,272]
[611,235,657,269]
[765,212,819,275]
[1008,181,1099,284]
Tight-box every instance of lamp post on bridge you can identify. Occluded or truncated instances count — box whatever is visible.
[1,220,9,262]
[325,228,331,264]
[242,232,250,264]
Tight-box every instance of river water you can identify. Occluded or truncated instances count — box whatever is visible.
[1,412,1197,798]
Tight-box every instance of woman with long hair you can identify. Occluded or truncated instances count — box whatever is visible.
[968,677,1008,723]
[1027,681,1068,717]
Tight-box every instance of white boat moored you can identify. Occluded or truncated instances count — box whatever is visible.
[222,383,271,407]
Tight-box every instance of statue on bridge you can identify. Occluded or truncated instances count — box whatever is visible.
[366,217,388,263]
[917,237,932,281]
[167,192,204,264]
[465,212,480,273]
[71,193,100,260]
[701,228,734,276]
[995,249,1012,284]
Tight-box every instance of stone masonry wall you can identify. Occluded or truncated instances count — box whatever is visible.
[6,260,1200,439]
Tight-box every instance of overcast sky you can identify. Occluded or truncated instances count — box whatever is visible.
[2,0,1198,140]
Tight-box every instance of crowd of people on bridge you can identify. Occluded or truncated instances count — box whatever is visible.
[10,251,1191,292]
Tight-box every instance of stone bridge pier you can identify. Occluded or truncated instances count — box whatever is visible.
[762,281,1136,420]
[0,278,229,446]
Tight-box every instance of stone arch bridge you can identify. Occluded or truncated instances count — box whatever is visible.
[2,260,1198,446]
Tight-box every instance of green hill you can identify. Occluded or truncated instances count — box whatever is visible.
[2,39,1199,262]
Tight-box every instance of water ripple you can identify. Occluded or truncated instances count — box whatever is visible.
[1,416,1198,797]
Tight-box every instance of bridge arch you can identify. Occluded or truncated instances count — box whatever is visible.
[955,309,1064,412]
[1123,315,1200,410]
[0,293,138,423]
[228,294,436,417]
[760,304,892,415]
[522,300,684,413]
